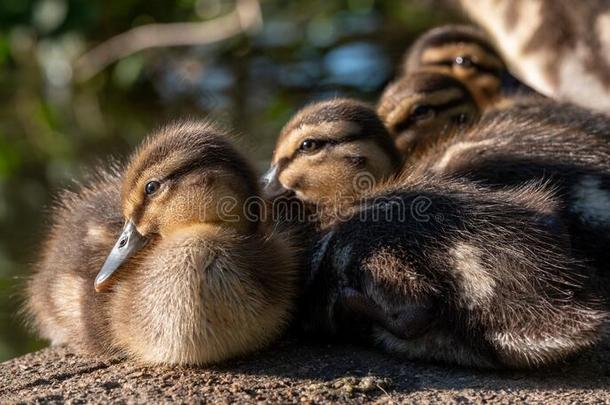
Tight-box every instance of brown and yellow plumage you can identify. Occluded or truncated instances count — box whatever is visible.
[26,121,299,365]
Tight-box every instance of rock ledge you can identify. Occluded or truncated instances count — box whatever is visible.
[2,337,610,403]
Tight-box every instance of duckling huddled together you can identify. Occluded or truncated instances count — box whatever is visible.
[270,96,610,367]
[26,22,610,369]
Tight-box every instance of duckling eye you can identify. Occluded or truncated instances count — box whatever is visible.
[456,112,473,124]
[145,180,161,195]
[456,113,468,124]
[411,105,435,121]
[455,55,474,68]
[299,139,323,153]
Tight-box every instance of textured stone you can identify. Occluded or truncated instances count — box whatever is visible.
[2,335,610,404]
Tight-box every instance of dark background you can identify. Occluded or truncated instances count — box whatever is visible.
[0,0,459,361]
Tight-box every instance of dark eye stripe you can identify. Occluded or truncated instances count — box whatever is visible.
[430,60,455,69]
[391,93,475,132]
[463,62,501,75]
[434,93,475,111]
[425,59,501,76]
[276,128,401,181]
[159,146,253,186]
[288,131,371,161]
[276,130,373,175]
[165,159,203,181]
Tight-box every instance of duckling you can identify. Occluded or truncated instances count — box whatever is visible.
[273,97,610,279]
[413,98,610,286]
[25,168,123,349]
[377,71,480,158]
[266,98,610,367]
[401,24,511,108]
[455,0,610,111]
[301,174,606,368]
[26,121,298,365]
[262,98,402,221]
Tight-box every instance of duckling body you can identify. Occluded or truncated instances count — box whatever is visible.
[456,0,610,111]
[27,122,298,365]
[26,169,123,351]
[301,176,606,368]
[108,221,296,364]
[414,99,610,280]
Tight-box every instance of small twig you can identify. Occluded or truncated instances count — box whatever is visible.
[376,383,396,404]
[74,0,262,82]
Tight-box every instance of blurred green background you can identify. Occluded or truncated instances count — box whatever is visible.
[0,0,458,361]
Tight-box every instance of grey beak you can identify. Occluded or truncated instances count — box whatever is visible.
[260,165,289,199]
[94,220,148,292]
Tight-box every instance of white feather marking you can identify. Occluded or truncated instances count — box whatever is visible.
[451,243,495,309]
[433,139,495,173]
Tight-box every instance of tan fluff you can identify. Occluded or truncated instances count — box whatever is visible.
[26,121,299,365]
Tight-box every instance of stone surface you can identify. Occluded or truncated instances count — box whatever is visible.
[2,335,610,404]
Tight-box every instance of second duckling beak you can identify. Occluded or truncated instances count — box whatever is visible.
[94,220,148,292]
[261,165,289,199]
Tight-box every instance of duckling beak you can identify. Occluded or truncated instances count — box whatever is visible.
[94,220,148,292]
[261,165,289,199]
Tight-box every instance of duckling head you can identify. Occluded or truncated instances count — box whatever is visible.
[377,71,480,156]
[262,98,402,212]
[403,25,507,108]
[95,121,260,292]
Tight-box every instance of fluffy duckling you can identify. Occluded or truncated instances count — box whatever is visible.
[456,0,610,111]
[276,97,610,242]
[414,98,610,285]
[273,97,610,279]
[25,168,123,350]
[26,121,298,365]
[301,175,606,368]
[266,98,610,367]
[377,71,480,158]
[262,98,402,219]
[401,24,519,108]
